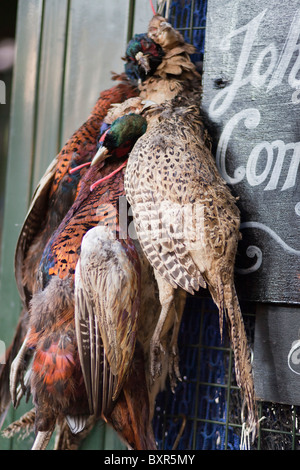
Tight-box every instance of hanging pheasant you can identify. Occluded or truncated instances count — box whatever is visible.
[0,73,139,431]
[1,28,167,447]
[6,109,162,450]
[86,15,206,390]
[1,30,168,422]
[110,14,257,438]
[16,74,139,310]
[126,97,258,436]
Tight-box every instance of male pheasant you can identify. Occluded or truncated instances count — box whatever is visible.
[0,74,138,429]
[123,33,164,85]
[16,74,138,310]
[2,31,165,445]
[7,110,159,450]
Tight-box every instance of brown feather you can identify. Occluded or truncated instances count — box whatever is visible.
[137,15,201,104]
[124,95,258,435]
[2,408,35,439]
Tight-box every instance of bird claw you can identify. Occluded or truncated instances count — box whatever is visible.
[150,340,181,393]
[14,368,32,408]
[9,338,31,407]
[168,346,182,393]
[150,340,165,379]
[10,356,24,407]
[20,373,26,396]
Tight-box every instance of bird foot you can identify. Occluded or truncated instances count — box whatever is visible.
[150,340,165,379]
[168,346,182,393]
[15,368,32,408]
[150,340,181,392]
[10,359,24,407]
[9,339,30,407]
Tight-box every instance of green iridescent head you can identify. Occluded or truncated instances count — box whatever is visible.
[92,113,147,164]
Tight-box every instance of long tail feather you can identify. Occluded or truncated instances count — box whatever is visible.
[223,283,258,438]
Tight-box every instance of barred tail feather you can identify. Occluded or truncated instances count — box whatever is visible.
[54,415,97,450]
[223,283,258,436]
[2,408,35,439]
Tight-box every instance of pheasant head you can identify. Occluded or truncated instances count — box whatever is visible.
[124,33,164,83]
[91,113,147,165]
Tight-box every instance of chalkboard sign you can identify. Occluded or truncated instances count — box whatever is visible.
[202,0,300,303]
[253,304,300,405]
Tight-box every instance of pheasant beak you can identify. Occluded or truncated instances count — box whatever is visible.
[135,51,151,74]
[160,21,172,30]
[141,99,157,111]
[91,146,109,166]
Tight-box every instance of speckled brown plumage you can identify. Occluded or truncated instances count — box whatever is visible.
[137,15,202,104]
[124,96,258,435]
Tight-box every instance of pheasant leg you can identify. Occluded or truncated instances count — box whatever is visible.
[31,429,54,450]
[168,303,185,392]
[150,271,176,379]
[10,331,30,407]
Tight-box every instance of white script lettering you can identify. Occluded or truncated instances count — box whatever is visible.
[209,9,300,119]
[216,108,300,190]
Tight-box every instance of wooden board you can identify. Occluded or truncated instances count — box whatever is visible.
[202,0,300,303]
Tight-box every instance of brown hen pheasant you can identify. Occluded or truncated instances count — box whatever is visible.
[122,96,258,437]
[118,14,258,439]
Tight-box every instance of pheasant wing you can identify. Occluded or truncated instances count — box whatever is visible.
[126,144,206,295]
[14,156,58,304]
[75,258,110,416]
[132,196,205,294]
[75,226,140,416]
